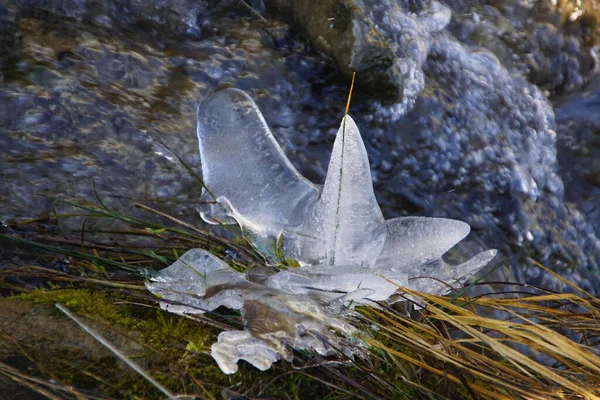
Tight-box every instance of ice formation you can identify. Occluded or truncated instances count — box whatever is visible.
[146,88,496,374]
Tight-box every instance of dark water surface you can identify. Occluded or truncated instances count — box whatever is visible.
[1,0,600,293]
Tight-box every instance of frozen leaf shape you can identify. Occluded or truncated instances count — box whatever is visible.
[196,89,318,237]
[377,217,471,272]
[146,249,246,315]
[146,88,498,374]
[147,248,358,374]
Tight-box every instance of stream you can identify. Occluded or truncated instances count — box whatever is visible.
[1,0,600,293]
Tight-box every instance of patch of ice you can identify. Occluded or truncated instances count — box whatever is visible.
[146,88,497,374]
[146,248,245,315]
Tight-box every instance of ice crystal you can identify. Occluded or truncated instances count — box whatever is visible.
[146,88,496,374]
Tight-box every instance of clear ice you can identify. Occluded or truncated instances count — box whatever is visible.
[146,88,497,374]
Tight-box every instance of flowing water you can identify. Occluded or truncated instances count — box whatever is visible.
[1,0,600,293]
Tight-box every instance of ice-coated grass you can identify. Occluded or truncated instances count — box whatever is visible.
[3,82,600,397]
[2,191,600,398]
[140,86,497,374]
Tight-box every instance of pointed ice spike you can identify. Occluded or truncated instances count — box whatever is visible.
[401,249,497,295]
[376,217,471,271]
[305,115,386,267]
[196,89,318,235]
[451,249,498,283]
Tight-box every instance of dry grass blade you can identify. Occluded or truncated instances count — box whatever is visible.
[55,303,177,399]
[0,360,113,400]
[5,198,600,399]
[362,272,600,400]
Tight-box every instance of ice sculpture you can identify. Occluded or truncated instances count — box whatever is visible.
[148,248,359,374]
[147,88,496,374]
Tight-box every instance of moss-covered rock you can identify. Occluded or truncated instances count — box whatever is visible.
[0,289,377,398]
[0,290,226,398]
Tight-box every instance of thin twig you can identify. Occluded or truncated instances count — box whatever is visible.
[238,0,267,22]
[55,303,177,400]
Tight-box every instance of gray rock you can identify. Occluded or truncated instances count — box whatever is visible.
[444,0,597,95]
[265,0,403,102]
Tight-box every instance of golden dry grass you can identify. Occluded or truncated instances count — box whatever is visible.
[360,262,600,399]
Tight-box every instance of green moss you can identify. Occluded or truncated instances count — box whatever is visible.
[20,287,219,352]
[21,288,139,327]
[10,288,423,398]
[13,288,227,395]
[138,310,214,358]
[11,288,350,397]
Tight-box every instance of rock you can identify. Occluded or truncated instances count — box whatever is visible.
[0,5,19,61]
[0,2,345,235]
[265,0,403,102]
[444,0,598,96]
[6,0,222,38]
[0,298,146,397]
[555,81,600,247]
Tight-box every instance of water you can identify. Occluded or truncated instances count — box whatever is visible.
[0,1,346,226]
[1,0,600,294]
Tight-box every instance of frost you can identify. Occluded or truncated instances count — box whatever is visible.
[146,88,497,374]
